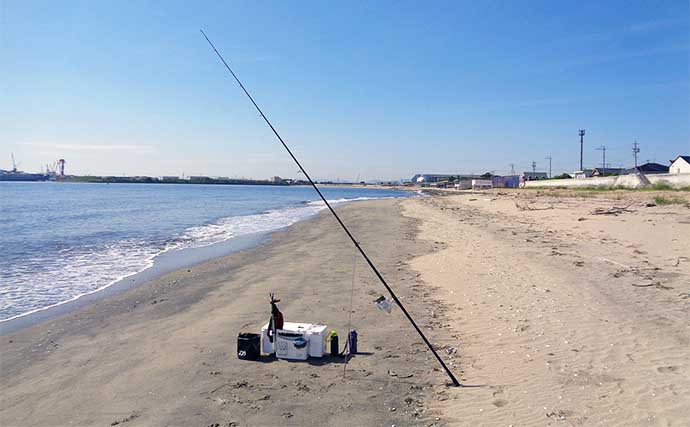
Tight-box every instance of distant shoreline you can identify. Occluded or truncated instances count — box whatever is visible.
[0,176,405,188]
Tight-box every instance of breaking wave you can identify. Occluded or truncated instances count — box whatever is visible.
[0,194,398,323]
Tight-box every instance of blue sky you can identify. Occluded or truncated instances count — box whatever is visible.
[1,1,688,180]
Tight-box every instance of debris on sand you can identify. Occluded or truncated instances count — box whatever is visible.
[515,201,554,211]
[387,369,413,378]
[591,204,634,216]
[546,409,568,421]
[632,282,673,290]
[110,412,140,426]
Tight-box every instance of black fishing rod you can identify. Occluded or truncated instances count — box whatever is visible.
[200,29,461,387]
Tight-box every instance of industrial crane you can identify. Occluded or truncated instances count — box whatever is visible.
[10,153,21,172]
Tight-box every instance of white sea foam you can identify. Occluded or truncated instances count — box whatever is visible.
[0,195,387,323]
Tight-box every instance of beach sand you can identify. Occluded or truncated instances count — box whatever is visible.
[402,189,690,426]
[0,200,451,427]
[2,191,689,426]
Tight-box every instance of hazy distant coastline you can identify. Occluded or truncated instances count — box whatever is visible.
[0,174,405,187]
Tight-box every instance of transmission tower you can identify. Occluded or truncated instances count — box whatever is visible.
[632,140,640,168]
[532,161,537,173]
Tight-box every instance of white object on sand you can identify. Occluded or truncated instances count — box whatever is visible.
[261,322,328,358]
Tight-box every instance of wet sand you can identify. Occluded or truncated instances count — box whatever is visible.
[0,200,453,427]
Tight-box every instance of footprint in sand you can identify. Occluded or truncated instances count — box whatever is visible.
[492,399,508,407]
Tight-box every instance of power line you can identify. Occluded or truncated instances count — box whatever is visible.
[596,146,606,175]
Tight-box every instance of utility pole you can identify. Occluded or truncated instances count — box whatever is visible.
[510,163,515,176]
[632,140,640,169]
[545,155,552,178]
[596,145,606,176]
[532,161,537,173]
[578,129,586,171]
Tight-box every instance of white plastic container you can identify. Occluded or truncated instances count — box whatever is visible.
[261,322,327,358]
[260,323,274,354]
[275,329,308,360]
[305,324,327,358]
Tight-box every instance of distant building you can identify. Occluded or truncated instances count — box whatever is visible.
[411,173,483,186]
[592,168,626,177]
[471,179,493,190]
[412,174,455,184]
[625,162,669,175]
[432,180,452,188]
[492,175,520,188]
[160,176,179,182]
[669,156,690,174]
[188,176,211,183]
[454,180,472,190]
[573,169,594,179]
[522,172,548,181]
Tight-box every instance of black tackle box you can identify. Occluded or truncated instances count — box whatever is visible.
[237,332,260,360]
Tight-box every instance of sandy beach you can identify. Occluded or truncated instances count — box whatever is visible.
[2,190,689,426]
[1,200,450,427]
[403,189,690,426]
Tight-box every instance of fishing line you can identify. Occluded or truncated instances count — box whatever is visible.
[343,243,357,377]
[200,29,461,387]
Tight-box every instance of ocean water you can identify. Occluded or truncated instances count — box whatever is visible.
[0,182,412,322]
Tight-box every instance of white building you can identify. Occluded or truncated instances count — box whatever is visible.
[454,180,472,190]
[471,179,493,190]
[669,156,690,174]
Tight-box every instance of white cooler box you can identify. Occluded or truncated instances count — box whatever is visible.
[261,322,328,358]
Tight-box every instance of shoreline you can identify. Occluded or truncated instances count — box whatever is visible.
[0,232,269,335]
[1,188,415,334]
[1,199,451,426]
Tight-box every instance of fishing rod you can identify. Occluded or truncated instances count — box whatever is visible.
[200,29,461,387]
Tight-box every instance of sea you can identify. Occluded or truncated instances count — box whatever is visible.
[0,182,413,323]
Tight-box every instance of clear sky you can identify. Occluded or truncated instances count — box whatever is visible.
[1,1,688,180]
